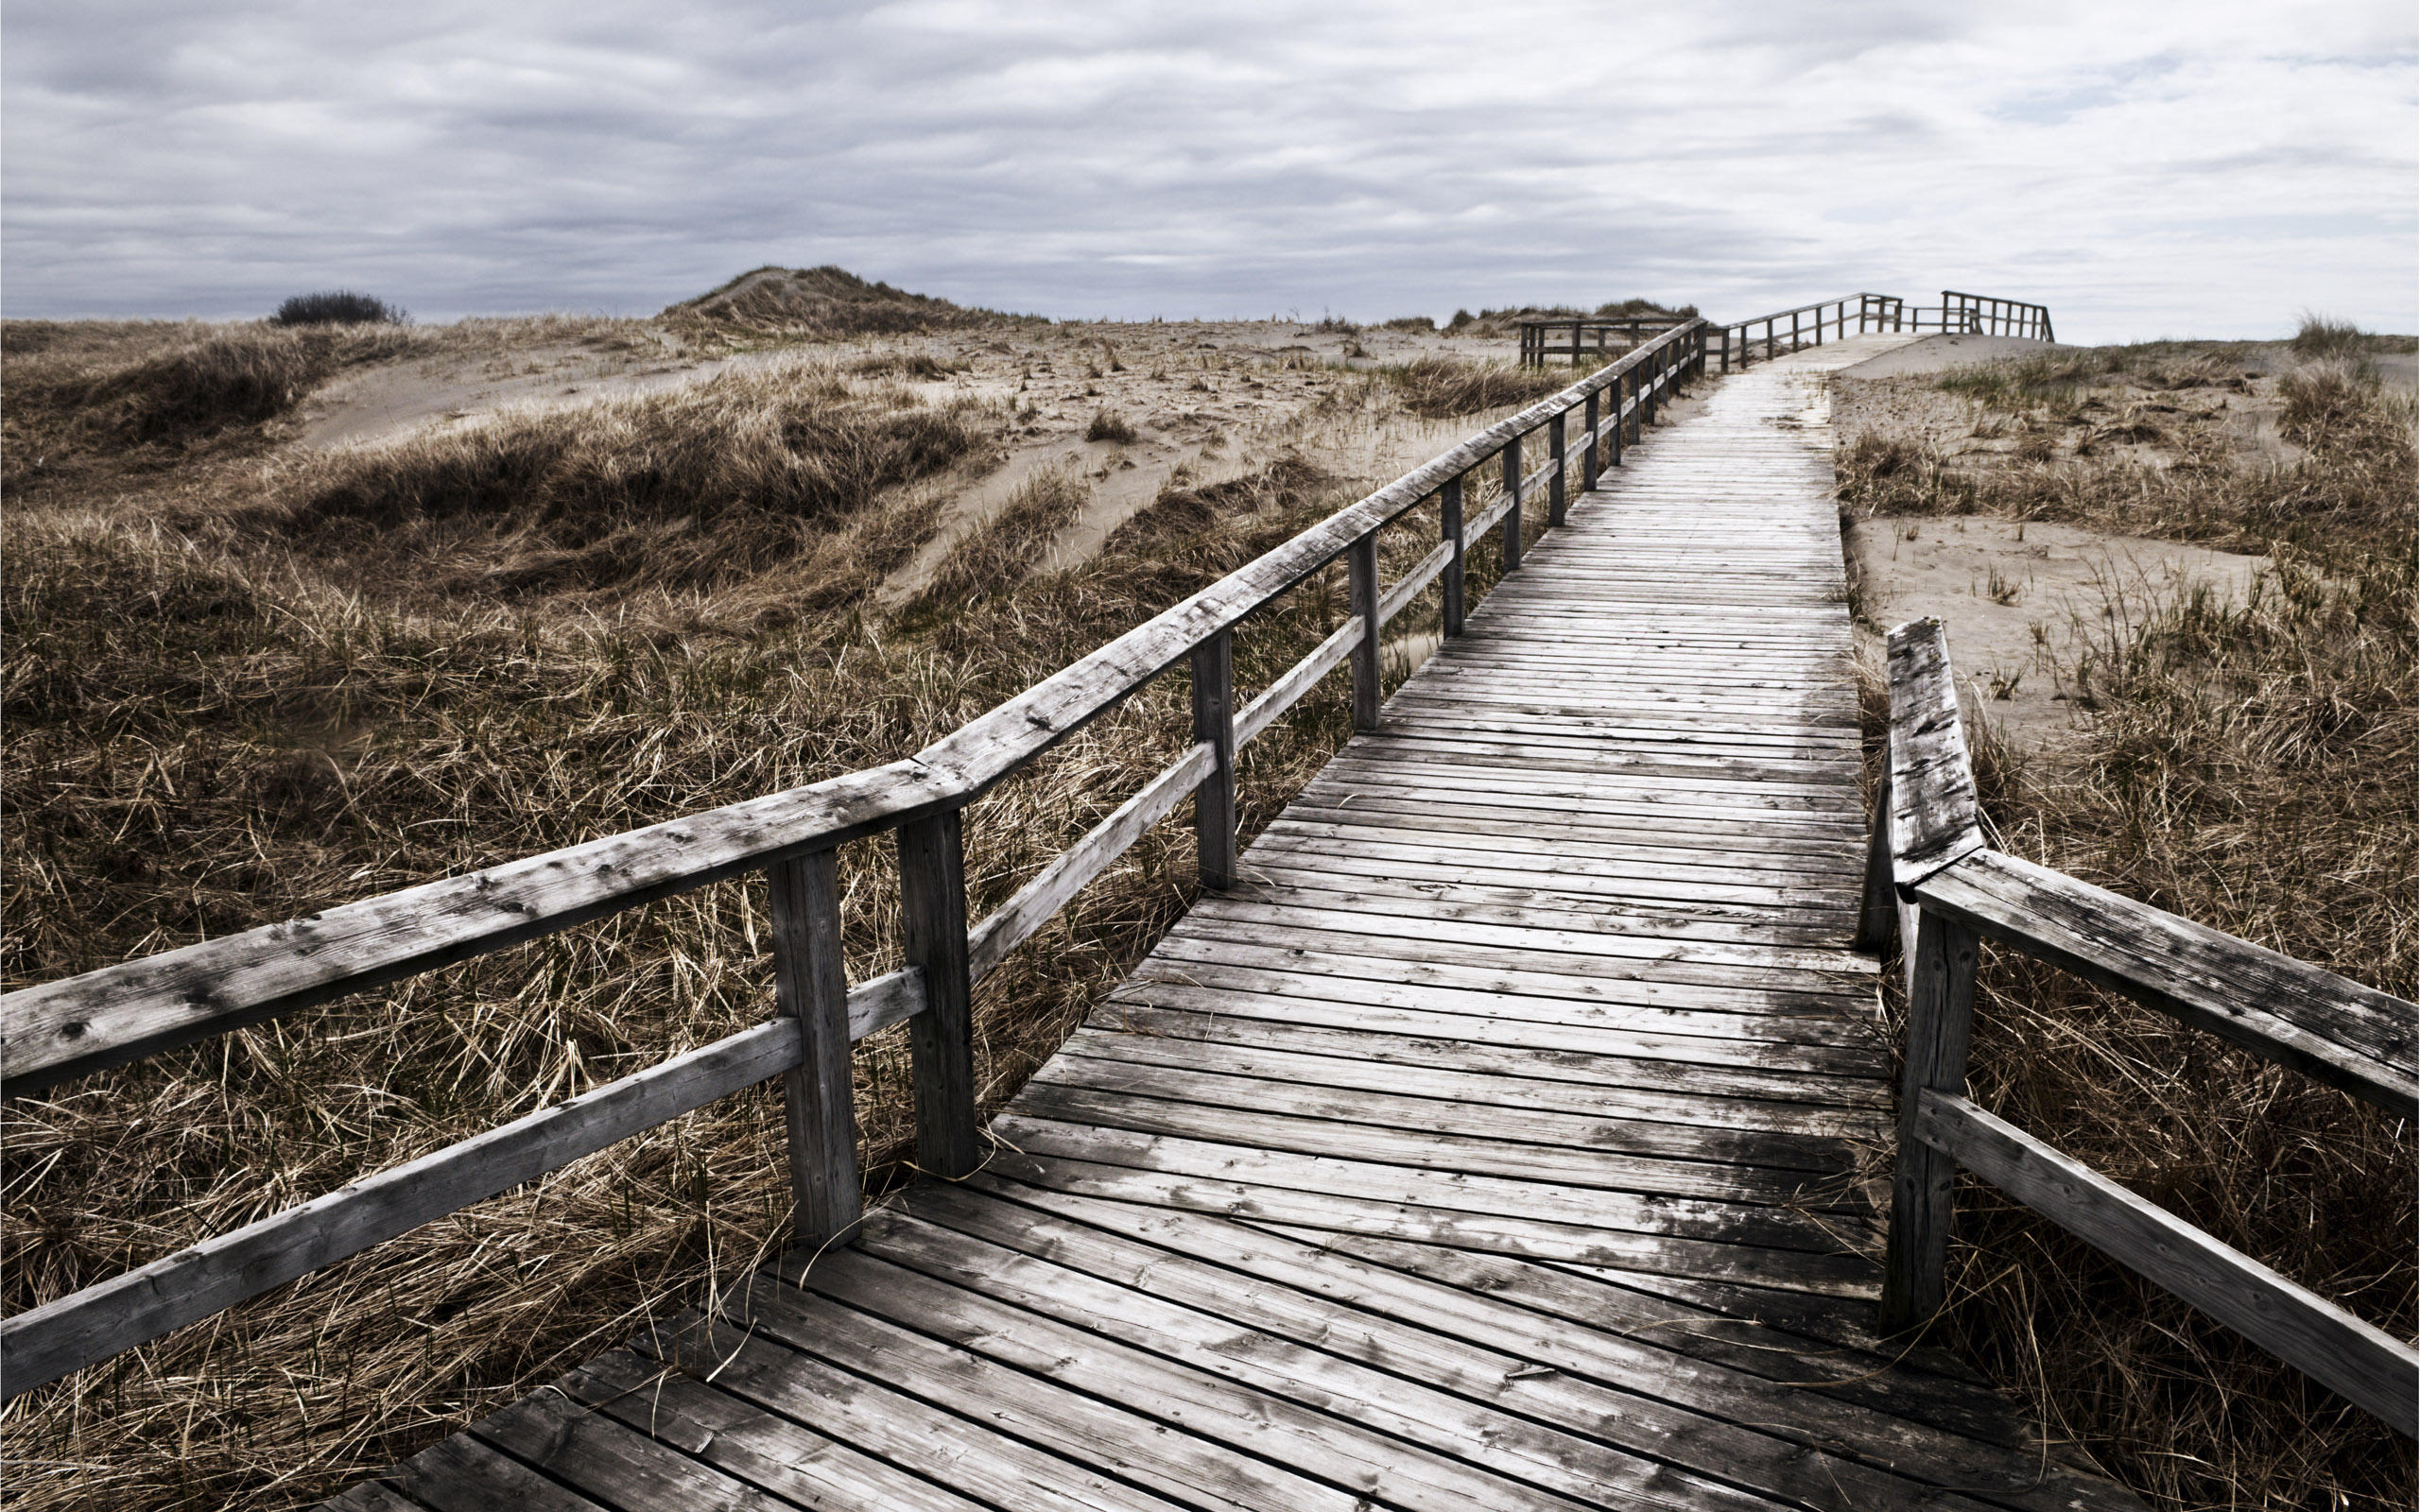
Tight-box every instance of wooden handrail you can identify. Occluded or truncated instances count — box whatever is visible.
[0,319,1714,1398]
[1715,290,2054,371]
[1867,617,2419,1434]
[0,323,1707,1097]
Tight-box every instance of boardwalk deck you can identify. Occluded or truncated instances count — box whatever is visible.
[332,337,2147,1512]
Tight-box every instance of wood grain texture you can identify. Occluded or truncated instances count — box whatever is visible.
[1915,848,2418,1116]
[3,1017,801,1399]
[769,850,859,1249]
[898,809,977,1180]
[1884,617,1984,887]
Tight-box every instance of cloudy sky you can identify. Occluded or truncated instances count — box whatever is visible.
[4,2,2412,342]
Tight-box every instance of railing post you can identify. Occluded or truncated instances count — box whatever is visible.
[896,810,977,1181]
[1347,531,1382,730]
[1547,412,1567,527]
[1720,324,1731,373]
[1854,768,1896,953]
[1610,372,1627,464]
[1190,628,1236,890]
[768,849,859,1251]
[1880,907,1981,1332]
[1580,391,1601,493]
[1499,434,1524,572]
[1440,475,1465,637]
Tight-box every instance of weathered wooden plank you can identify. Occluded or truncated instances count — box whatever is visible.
[1914,849,2419,1114]
[1884,617,1984,886]
[1879,908,1980,1331]
[1378,537,1454,627]
[562,1349,1036,1512]
[967,742,1216,981]
[634,1315,1193,1512]
[769,850,859,1250]
[1191,629,1237,890]
[0,758,948,1095]
[1232,619,1360,747]
[1916,1091,2418,1434]
[937,1183,2124,1511]
[805,1245,1598,1512]
[1,1017,800,1399]
[858,1202,1813,1512]
[898,810,977,1180]
[985,1145,1882,1297]
[389,1414,614,1511]
[470,1390,799,1511]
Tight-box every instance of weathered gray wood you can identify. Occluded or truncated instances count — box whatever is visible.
[1580,392,1600,491]
[0,1016,801,1399]
[898,809,977,1180]
[846,965,925,1040]
[1191,628,1237,891]
[1499,433,1523,571]
[1546,412,1567,527]
[1378,538,1454,627]
[7,323,1709,1097]
[469,1389,795,1511]
[1347,532,1381,733]
[1914,849,2418,1116]
[769,849,859,1250]
[393,1432,608,1512]
[563,1350,999,1512]
[1853,766,1897,953]
[1234,620,1360,747]
[1916,1090,2417,1434]
[1440,474,1465,636]
[630,1318,1188,1512]
[1885,618,1984,889]
[968,742,1217,981]
[0,757,947,1096]
[1880,908,1980,1332]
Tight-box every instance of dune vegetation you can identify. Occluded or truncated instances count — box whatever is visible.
[1837,319,2416,1510]
[0,295,1547,1511]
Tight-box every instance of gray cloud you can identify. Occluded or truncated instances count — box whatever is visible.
[4,1,2412,340]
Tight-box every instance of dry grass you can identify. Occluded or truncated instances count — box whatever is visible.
[0,320,1482,1509]
[1383,353,1569,419]
[1082,406,1138,444]
[188,363,999,612]
[1841,345,2416,1508]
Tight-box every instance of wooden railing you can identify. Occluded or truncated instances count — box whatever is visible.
[1515,317,1689,368]
[1861,618,2418,1434]
[0,321,1714,1399]
[1718,290,2054,369]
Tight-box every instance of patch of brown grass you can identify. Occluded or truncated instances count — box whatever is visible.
[0,338,1480,1509]
[1844,347,2417,1508]
[1383,353,1567,418]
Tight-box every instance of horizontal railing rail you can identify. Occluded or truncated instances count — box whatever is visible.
[1515,317,1691,368]
[1863,618,2418,1435]
[0,320,1714,1399]
[1717,289,2054,370]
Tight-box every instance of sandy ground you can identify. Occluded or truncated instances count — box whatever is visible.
[1845,514,2264,755]
[1824,334,2278,763]
[286,314,1605,606]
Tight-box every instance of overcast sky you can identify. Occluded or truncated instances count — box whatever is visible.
[4,2,2412,342]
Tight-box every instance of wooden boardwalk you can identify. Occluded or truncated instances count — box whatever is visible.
[334,337,2146,1512]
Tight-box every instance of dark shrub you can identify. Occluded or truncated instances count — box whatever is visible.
[273,291,406,326]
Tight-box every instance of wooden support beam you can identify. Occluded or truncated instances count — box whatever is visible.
[1546,414,1566,527]
[1879,907,1980,1332]
[1853,768,1897,954]
[1440,477,1465,636]
[1499,436,1523,573]
[769,850,859,1250]
[1191,630,1237,890]
[897,811,977,1180]
[1579,395,1600,492]
[1916,1091,2418,1434]
[1348,533,1381,732]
